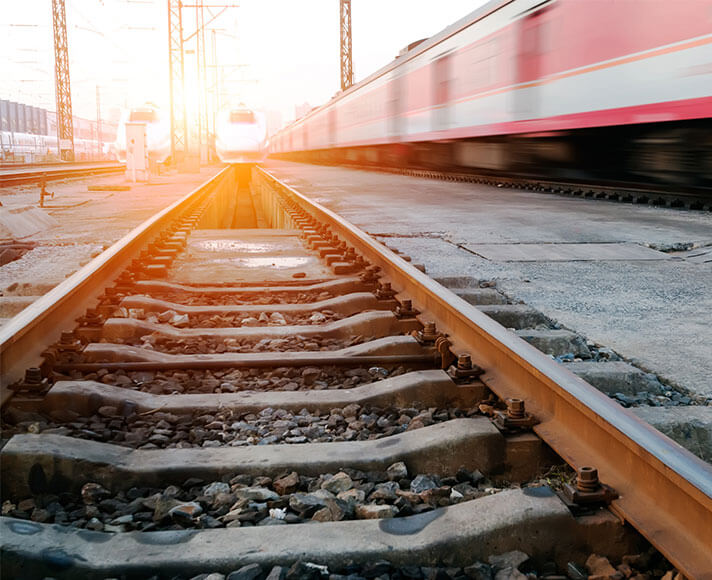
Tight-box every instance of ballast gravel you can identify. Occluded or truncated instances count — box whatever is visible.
[117,333,370,355]
[119,307,344,328]
[0,463,498,532]
[60,365,410,394]
[2,404,478,449]
[141,290,335,307]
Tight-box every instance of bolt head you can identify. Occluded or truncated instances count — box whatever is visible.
[578,466,598,482]
[457,353,472,369]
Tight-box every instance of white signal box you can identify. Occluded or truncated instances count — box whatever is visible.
[125,122,148,182]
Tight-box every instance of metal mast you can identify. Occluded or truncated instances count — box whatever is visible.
[168,0,187,165]
[52,0,74,161]
[340,0,353,91]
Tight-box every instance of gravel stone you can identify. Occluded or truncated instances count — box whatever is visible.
[227,564,263,580]
[354,503,397,519]
[386,461,408,481]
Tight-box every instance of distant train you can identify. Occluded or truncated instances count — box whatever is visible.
[0,131,111,163]
[114,105,171,165]
[0,99,115,163]
[215,107,267,164]
[270,0,712,189]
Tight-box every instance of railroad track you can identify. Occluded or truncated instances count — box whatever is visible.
[1,166,710,579]
[0,162,125,187]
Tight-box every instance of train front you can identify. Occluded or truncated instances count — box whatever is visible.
[215,108,267,164]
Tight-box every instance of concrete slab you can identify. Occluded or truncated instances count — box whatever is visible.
[120,291,387,315]
[0,205,58,240]
[632,406,712,463]
[478,304,551,329]
[133,276,367,295]
[0,488,637,579]
[0,296,39,317]
[81,335,431,363]
[43,370,483,418]
[565,361,665,396]
[264,161,712,399]
[169,229,334,283]
[102,311,415,341]
[463,243,668,262]
[0,418,502,495]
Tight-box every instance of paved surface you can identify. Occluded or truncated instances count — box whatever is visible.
[265,161,712,399]
[0,167,222,323]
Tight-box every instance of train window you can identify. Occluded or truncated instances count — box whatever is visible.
[230,111,256,123]
[130,110,157,122]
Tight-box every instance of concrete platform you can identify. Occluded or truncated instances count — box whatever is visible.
[0,167,221,325]
[265,161,712,400]
[168,229,334,284]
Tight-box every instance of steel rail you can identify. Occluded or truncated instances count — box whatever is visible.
[0,162,125,186]
[0,166,233,399]
[256,166,712,579]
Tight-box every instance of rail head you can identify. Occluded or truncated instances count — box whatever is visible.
[255,166,712,579]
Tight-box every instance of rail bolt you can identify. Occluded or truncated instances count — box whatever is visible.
[457,353,472,370]
[414,321,439,344]
[561,465,618,507]
[376,282,397,300]
[360,267,380,284]
[24,367,43,384]
[493,397,537,431]
[576,466,600,493]
[81,309,103,327]
[395,298,418,319]
[12,366,49,393]
[447,352,484,380]
[506,398,526,420]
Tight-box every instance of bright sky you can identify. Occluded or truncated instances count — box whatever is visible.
[0,0,485,128]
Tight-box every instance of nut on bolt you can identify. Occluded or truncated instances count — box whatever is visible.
[447,353,484,380]
[77,308,103,328]
[360,265,381,284]
[375,282,397,300]
[413,321,439,344]
[493,398,538,431]
[57,330,82,352]
[395,298,418,319]
[561,466,618,507]
[10,367,49,393]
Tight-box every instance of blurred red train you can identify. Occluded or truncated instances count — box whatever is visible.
[270,0,712,189]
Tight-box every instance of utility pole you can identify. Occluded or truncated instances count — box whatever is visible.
[168,1,237,167]
[52,0,74,161]
[340,0,353,91]
[168,0,187,166]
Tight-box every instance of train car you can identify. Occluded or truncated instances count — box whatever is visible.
[215,107,267,164]
[114,104,171,165]
[270,0,712,188]
[0,131,59,163]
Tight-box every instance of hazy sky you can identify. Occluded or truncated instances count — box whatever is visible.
[1,0,484,126]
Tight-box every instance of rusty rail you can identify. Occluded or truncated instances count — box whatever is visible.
[0,166,234,398]
[0,162,124,186]
[255,166,712,579]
